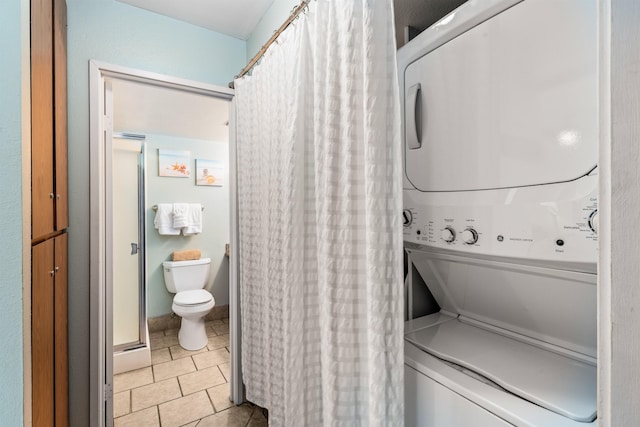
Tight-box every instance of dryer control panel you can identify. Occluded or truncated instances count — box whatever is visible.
[403,175,598,265]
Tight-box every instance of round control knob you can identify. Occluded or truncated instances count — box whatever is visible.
[441,227,456,243]
[588,210,599,234]
[402,209,413,227]
[462,228,479,245]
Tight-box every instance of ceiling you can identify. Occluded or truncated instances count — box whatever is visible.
[108,0,465,141]
[116,0,275,40]
[116,0,465,46]
[110,78,230,142]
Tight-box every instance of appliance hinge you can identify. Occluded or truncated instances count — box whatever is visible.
[104,383,113,403]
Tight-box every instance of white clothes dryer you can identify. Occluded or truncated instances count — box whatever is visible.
[398,0,598,425]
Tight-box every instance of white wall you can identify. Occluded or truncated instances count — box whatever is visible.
[246,0,300,60]
[146,134,230,318]
[599,0,640,424]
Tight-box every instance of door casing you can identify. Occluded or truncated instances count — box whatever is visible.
[88,61,239,426]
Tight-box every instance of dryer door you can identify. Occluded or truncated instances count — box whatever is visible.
[403,0,597,192]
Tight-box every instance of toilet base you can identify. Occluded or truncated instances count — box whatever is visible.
[178,316,208,350]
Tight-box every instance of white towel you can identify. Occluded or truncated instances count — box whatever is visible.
[154,203,180,235]
[182,203,203,236]
[172,203,189,229]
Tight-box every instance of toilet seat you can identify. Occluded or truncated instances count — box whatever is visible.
[173,289,213,307]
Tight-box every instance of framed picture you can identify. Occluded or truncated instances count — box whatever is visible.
[196,159,224,186]
[158,149,191,177]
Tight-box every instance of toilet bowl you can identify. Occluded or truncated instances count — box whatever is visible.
[162,258,215,350]
[172,289,215,350]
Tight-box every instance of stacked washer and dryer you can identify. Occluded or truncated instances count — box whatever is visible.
[399,0,598,426]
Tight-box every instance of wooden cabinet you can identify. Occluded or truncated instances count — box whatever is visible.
[32,0,68,240]
[53,0,68,231]
[31,0,68,425]
[32,234,68,427]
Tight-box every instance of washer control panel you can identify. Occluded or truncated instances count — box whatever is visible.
[403,176,598,264]
[403,209,413,227]
[441,227,456,243]
[588,210,599,234]
[461,228,479,245]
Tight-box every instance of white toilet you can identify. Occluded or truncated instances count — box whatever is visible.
[162,258,215,350]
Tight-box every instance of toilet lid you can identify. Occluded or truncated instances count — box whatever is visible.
[173,289,213,306]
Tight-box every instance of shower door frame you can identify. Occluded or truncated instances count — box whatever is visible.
[110,133,147,355]
[88,61,239,427]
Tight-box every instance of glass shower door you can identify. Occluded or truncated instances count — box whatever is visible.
[112,137,146,350]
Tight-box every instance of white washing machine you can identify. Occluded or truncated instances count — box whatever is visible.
[398,0,598,425]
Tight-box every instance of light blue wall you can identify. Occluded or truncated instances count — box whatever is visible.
[0,0,25,424]
[146,135,230,318]
[66,1,245,424]
[246,0,300,61]
[0,0,301,424]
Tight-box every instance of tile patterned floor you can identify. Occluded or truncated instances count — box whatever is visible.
[113,319,267,427]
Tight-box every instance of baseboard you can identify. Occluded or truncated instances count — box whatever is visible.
[148,304,229,333]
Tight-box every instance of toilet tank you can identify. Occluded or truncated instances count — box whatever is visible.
[162,258,211,293]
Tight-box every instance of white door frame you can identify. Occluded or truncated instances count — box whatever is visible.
[88,61,241,426]
[597,0,640,424]
[228,97,243,404]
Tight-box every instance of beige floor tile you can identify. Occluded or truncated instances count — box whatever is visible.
[158,390,213,427]
[131,377,181,412]
[217,306,230,319]
[205,320,223,337]
[222,318,229,324]
[113,391,130,418]
[207,334,229,351]
[192,348,230,370]
[150,348,171,365]
[149,330,164,339]
[169,344,207,360]
[247,407,269,427]
[113,321,243,427]
[164,328,179,337]
[178,366,226,396]
[147,316,169,333]
[196,404,253,427]
[212,323,230,336]
[218,362,231,382]
[207,382,233,412]
[114,367,154,393]
[153,356,196,381]
[150,334,179,350]
[114,406,159,427]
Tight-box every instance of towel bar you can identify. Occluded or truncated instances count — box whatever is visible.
[152,204,205,212]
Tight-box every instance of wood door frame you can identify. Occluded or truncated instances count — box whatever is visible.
[88,61,237,426]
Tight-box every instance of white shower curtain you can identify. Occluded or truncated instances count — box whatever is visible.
[234,1,403,425]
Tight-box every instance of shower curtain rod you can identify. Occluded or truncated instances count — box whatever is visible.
[228,0,310,89]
